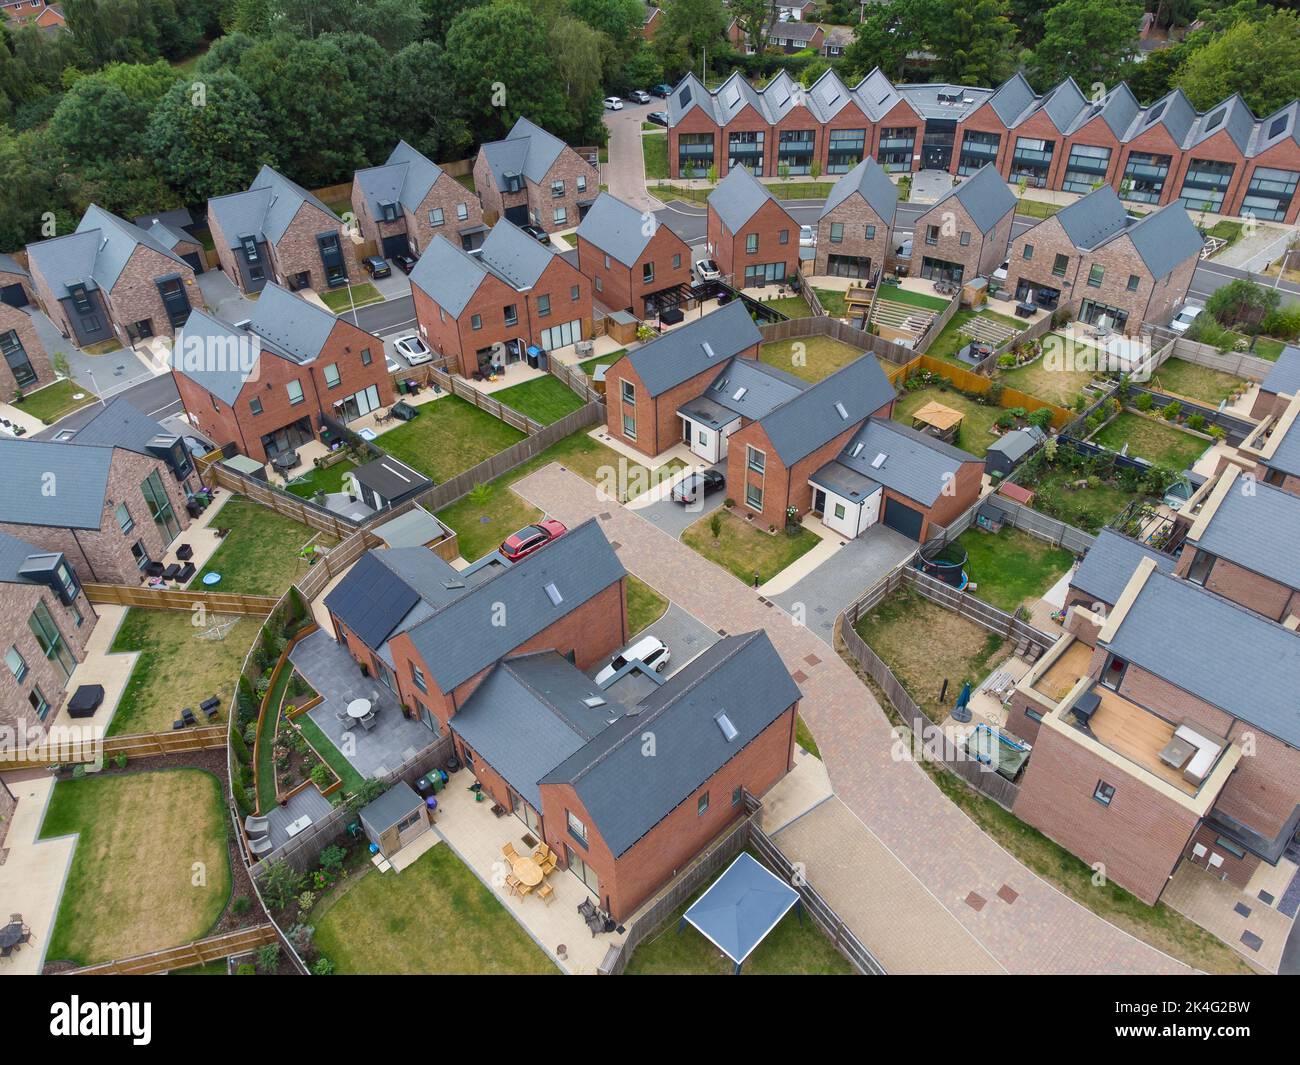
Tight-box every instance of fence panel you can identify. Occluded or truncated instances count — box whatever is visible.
[980,493,1097,554]
[916,293,962,354]
[82,583,279,615]
[206,464,362,537]
[1166,336,1277,381]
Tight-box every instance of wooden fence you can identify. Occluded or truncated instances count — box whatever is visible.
[757,315,917,366]
[932,489,1097,555]
[894,354,1076,430]
[82,582,279,616]
[1,724,228,770]
[65,924,280,975]
[424,366,544,435]
[550,359,603,404]
[252,623,321,815]
[916,292,962,354]
[294,526,378,600]
[205,463,365,538]
[1155,335,1279,382]
[792,270,827,317]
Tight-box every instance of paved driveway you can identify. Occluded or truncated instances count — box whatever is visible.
[633,466,726,539]
[512,463,1188,974]
[638,601,719,671]
[771,524,917,645]
[602,101,664,214]
[196,269,256,324]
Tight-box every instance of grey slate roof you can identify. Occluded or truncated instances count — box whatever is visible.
[708,166,786,234]
[477,221,556,289]
[541,630,801,857]
[171,309,252,405]
[247,282,339,364]
[359,780,423,833]
[987,73,1037,126]
[1264,415,1300,478]
[1192,480,1300,592]
[0,252,29,278]
[479,116,569,191]
[986,425,1045,462]
[0,438,113,530]
[0,528,61,585]
[1123,202,1205,280]
[816,417,977,507]
[574,192,662,267]
[48,396,178,456]
[1260,345,1300,396]
[1070,528,1176,607]
[354,141,445,219]
[406,518,626,692]
[408,236,486,317]
[1053,186,1131,250]
[687,358,805,424]
[208,165,336,248]
[926,164,1015,235]
[621,300,762,397]
[754,355,896,466]
[1103,570,1300,749]
[820,157,898,224]
[26,204,188,299]
[348,455,431,502]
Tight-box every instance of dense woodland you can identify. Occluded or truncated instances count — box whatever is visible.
[0,0,1296,253]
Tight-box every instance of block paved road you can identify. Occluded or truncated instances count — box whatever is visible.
[514,463,1190,974]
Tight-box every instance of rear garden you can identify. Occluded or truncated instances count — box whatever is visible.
[996,336,1101,407]
[194,495,338,596]
[489,374,586,425]
[891,384,1001,457]
[924,308,1024,364]
[760,335,864,383]
[953,526,1074,614]
[283,458,358,499]
[1090,412,1209,471]
[1184,276,1299,361]
[681,507,820,586]
[1147,358,1249,406]
[375,394,527,482]
[1012,443,1167,532]
[38,768,231,966]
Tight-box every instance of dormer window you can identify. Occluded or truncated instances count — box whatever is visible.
[240,235,259,263]
[379,201,398,222]
[67,282,92,313]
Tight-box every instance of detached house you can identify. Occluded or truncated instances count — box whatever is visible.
[1002,185,1202,331]
[410,222,591,377]
[0,528,93,731]
[0,254,53,398]
[911,164,1016,285]
[26,204,202,348]
[813,157,898,280]
[706,166,802,286]
[473,117,599,233]
[351,140,487,260]
[208,165,359,296]
[574,192,692,316]
[172,283,393,463]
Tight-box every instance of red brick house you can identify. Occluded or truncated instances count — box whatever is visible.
[351,140,487,260]
[26,205,203,348]
[574,191,692,316]
[0,254,54,399]
[172,283,393,463]
[208,165,360,296]
[911,164,1016,284]
[639,1,661,39]
[813,157,897,280]
[1001,186,1203,332]
[1,0,66,30]
[473,117,598,233]
[410,221,592,377]
[706,165,801,286]
[1239,392,1300,495]
[1248,344,1300,421]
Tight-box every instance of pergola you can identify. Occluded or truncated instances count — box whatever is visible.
[678,853,802,974]
[910,400,964,442]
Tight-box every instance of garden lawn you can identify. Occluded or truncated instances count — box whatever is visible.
[283,458,358,499]
[925,309,1025,364]
[760,335,864,382]
[375,394,526,482]
[625,851,853,974]
[954,526,1074,613]
[194,495,337,596]
[298,713,367,795]
[813,288,847,317]
[1014,199,1061,219]
[319,283,383,313]
[1092,413,1209,471]
[756,294,813,319]
[998,345,1097,407]
[311,843,557,974]
[106,608,260,737]
[878,285,949,312]
[1022,465,1148,531]
[682,509,820,585]
[627,574,668,634]
[455,173,475,192]
[642,132,668,179]
[436,429,680,561]
[891,387,1001,457]
[39,769,231,966]
[853,586,1008,721]
[20,379,99,424]
[579,350,626,378]
[1149,358,1247,405]
[489,375,585,425]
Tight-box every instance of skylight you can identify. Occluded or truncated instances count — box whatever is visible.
[582,696,606,708]
[871,452,887,469]
[715,712,739,742]
[1204,107,1225,132]
[713,375,729,391]
[544,583,563,606]
[732,387,748,401]
[702,341,716,358]
[834,401,849,419]
[851,442,864,457]
[1268,115,1288,139]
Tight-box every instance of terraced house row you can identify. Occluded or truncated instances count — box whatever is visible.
[666,67,1300,223]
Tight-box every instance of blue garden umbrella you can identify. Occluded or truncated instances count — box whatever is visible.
[952,681,973,723]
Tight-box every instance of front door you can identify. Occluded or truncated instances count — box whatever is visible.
[812,487,826,516]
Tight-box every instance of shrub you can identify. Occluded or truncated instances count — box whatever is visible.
[1027,408,1053,430]
[1135,393,1154,412]
[230,727,252,765]
[1187,414,1206,432]
[260,860,302,912]
[231,896,252,916]
[995,412,1016,429]
[231,778,252,817]
[286,923,315,958]
[312,956,335,976]
[1161,401,1182,421]
[113,753,127,771]
[256,943,281,973]
[319,844,347,874]
[310,762,333,789]
[236,963,256,975]
[1208,424,1227,441]
[1262,305,1300,341]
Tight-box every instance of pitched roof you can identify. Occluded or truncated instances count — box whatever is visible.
[1192,479,1300,592]
[354,141,446,219]
[815,417,977,507]
[477,220,557,289]
[324,546,468,649]
[171,309,254,405]
[246,282,341,363]
[1103,570,1300,749]
[408,236,487,316]
[925,164,1015,234]
[679,358,805,428]
[621,300,763,397]
[0,252,29,278]
[986,72,1037,126]
[707,165,789,233]
[46,395,179,456]
[1122,202,1205,279]
[1263,412,1300,477]
[541,630,800,856]
[575,192,666,266]
[0,438,114,530]
[359,780,422,832]
[479,116,571,190]
[208,165,337,248]
[0,528,63,585]
[1052,185,1131,249]
[820,157,898,223]
[752,356,896,466]
[1070,528,1176,606]
[26,204,188,299]
[1260,345,1300,396]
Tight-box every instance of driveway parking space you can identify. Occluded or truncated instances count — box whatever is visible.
[634,465,727,539]
[638,601,720,672]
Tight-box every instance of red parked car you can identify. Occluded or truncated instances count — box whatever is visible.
[499,519,567,562]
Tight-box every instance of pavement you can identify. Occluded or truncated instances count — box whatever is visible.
[0,773,75,974]
[601,100,666,215]
[512,461,1190,974]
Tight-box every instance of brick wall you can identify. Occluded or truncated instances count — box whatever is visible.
[707,198,800,284]
[668,107,720,180]
[268,202,361,293]
[0,580,95,733]
[727,420,860,531]
[576,223,692,315]
[913,199,1011,282]
[0,299,54,396]
[1172,546,1300,622]
[103,245,203,343]
[813,193,891,277]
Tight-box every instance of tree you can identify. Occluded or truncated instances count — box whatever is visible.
[384,40,471,160]
[549,14,607,122]
[842,0,939,81]
[145,70,278,201]
[930,0,1017,87]
[50,76,146,165]
[225,0,277,36]
[419,0,488,42]
[1174,10,1300,116]
[730,0,773,56]
[652,0,728,80]
[1205,278,1280,335]
[1026,0,1141,93]
[100,59,180,107]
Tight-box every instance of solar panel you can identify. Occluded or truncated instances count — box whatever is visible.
[679,85,693,108]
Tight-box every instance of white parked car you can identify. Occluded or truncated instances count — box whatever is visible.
[386,353,401,375]
[799,224,817,250]
[594,636,670,686]
[693,258,721,282]
[394,334,433,364]
[992,259,1009,283]
[604,96,624,111]
[1169,304,1203,334]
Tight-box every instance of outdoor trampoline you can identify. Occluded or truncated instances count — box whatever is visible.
[915,542,968,589]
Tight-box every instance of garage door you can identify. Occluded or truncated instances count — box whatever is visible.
[505,204,529,225]
[381,233,410,259]
[1,282,28,308]
[180,252,204,275]
[882,498,925,540]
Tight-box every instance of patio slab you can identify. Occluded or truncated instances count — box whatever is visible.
[1164,861,1289,973]
[0,773,75,974]
[47,604,135,733]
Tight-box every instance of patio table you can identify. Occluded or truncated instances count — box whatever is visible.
[511,855,544,888]
[346,698,372,719]
[284,816,312,838]
[0,923,21,949]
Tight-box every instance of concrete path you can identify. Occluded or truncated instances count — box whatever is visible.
[602,102,665,215]
[0,774,75,974]
[513,463,1190,974]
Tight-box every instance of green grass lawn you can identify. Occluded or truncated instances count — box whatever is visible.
[254,660,295,812]
[489,375,586,425]
[1014,199,1062,219]
[642,132,668,179]
[760,335,864,383]
[1246,334,1285,360]
[755,294,813,319]
[195,495,336,596]
[19,379,99,424]
[626,851,853,974]
[107,608,259,737]
[813,288,847,317]
[876,285,950,312]
[311,843,557,974]
[796,717,820,758]
[682,509,820,585]
[1022,465,1149,531]
[283,458,358,499]
[319,283,383,313]
[954,526,1074,613]
[454,172,475,193]
[998,345,1098,407]
[627,574,668,634]
[1148,358,1247,405]
[376,394,527,482]
[924,308,1025,364]
[579,350,627,379]
[39,769,231,966]
[1092,412,1209,471]
[892,387,1000,457]
[297,712,367,794]
[436,428,678,561]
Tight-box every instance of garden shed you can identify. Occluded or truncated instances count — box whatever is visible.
[359,781,431,860]
[985,426,1045,479]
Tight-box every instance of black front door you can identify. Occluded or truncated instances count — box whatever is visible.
[1,282,28,308]
[504,204,529,225]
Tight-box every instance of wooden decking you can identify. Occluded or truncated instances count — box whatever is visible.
[1088,689,1197,796]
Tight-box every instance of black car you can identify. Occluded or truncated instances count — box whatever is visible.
[362,256,391,279]
[646,110,669,128]
[520,224,550,244]
[391,252,417,275]
[671,469,725,505]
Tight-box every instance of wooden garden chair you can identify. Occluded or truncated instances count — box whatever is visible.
[502,842,519,863]
[537,884,554,905]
